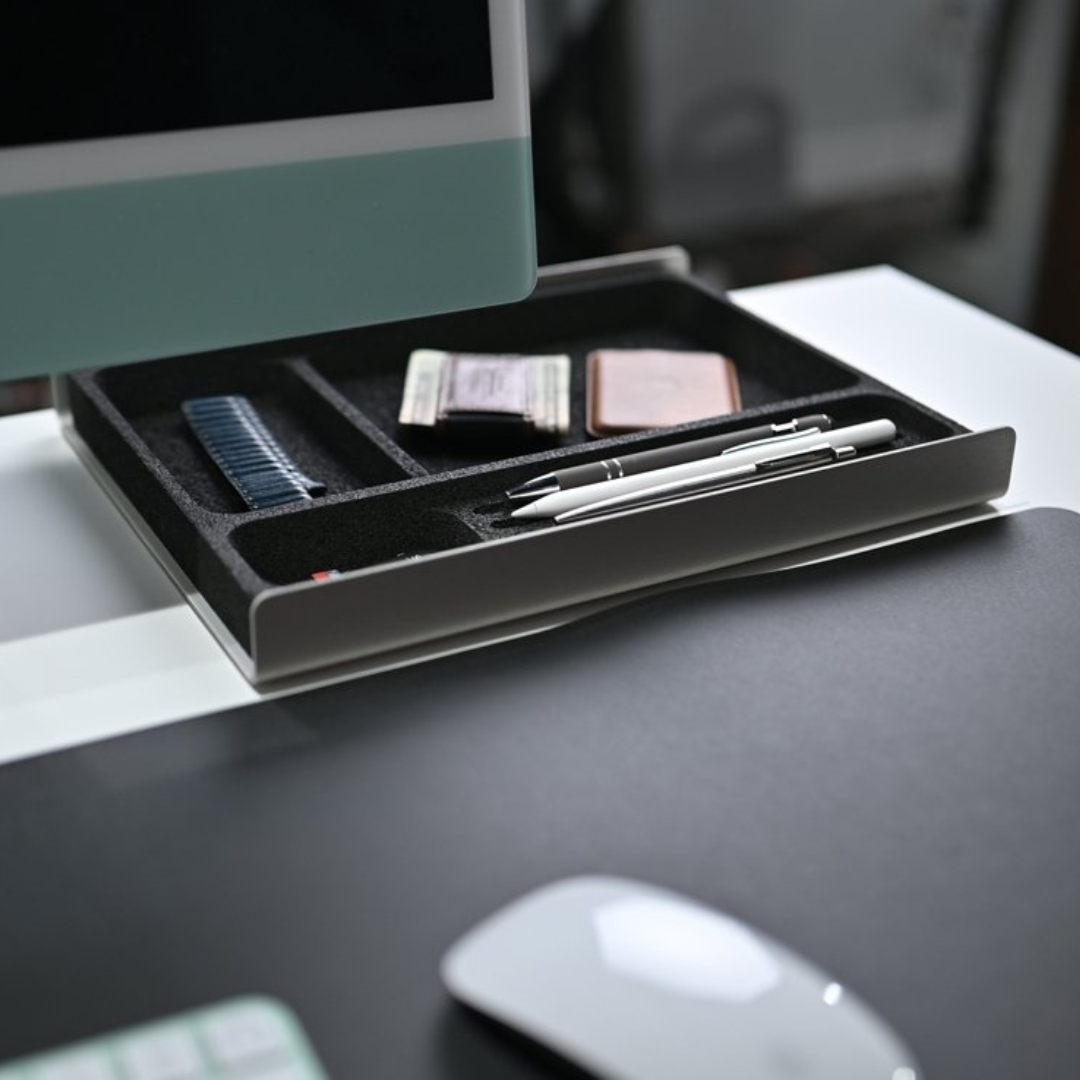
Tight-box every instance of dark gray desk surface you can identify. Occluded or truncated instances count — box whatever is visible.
[2,508,1080,1078]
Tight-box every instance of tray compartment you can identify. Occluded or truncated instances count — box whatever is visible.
[232,502,483,587]
[309,275,860,474]
[90,352,417,513]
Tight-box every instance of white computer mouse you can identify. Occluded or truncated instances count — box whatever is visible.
[442,876,922,1080]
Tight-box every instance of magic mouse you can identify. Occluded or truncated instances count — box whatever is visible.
[442,876,921,1080]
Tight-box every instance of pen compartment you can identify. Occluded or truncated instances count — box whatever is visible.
[60,253,1014,682]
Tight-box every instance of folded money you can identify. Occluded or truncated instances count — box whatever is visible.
[398,348,571,438]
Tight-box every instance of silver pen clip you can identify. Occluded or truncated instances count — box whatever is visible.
[754,443,854,472]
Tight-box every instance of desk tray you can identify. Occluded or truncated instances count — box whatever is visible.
[58,250,1015,683]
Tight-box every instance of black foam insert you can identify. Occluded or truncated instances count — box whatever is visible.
[64,271,968,653]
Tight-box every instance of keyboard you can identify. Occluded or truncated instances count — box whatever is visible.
[0,998,329,1080]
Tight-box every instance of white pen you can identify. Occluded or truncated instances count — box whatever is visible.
[511,419,897,520]
[554,444,857,523]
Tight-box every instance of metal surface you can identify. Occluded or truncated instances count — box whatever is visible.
[251,428,1015,682]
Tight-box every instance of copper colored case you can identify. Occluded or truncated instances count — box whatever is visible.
[586,348,742,436]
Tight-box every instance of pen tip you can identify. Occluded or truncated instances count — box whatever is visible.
[506,475,557,501]
[510,504,539,521]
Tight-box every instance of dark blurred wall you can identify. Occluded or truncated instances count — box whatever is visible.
[526,0,1077,331]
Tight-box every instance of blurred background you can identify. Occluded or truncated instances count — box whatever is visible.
[526,0,1079,330]
[3,0,1078,416]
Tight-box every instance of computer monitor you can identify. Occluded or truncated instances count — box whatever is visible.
[0,1,535,381]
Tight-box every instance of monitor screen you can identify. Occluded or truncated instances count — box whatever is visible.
[0,1,534,381]
[2,3,493,148]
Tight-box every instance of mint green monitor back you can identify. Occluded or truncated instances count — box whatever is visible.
[0,2,535,381]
